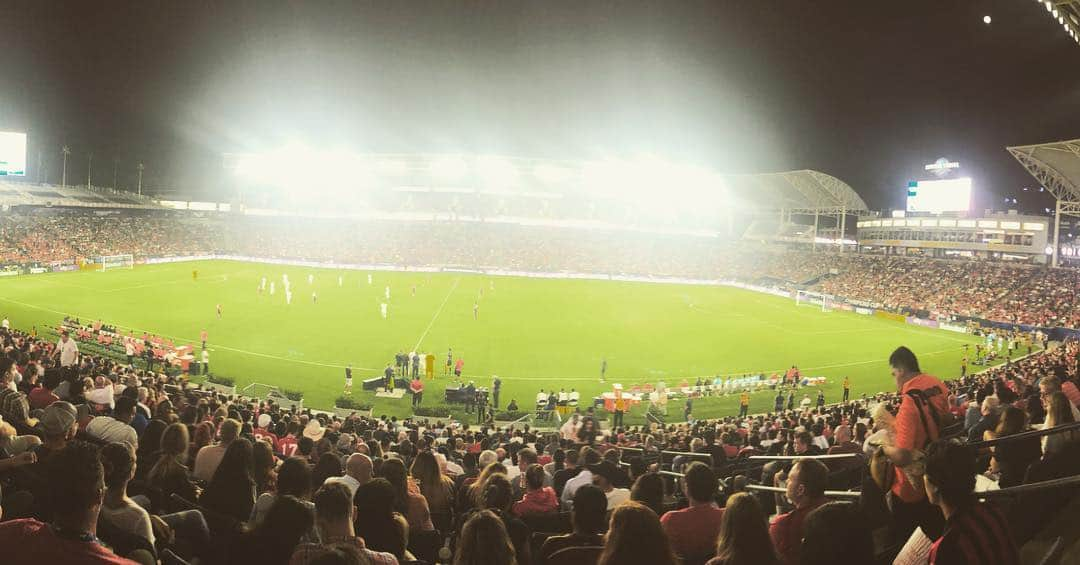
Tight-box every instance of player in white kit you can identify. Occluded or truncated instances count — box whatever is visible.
[338,275,343,287]
[308,274,314,285]
[270,281,276,295]
[286,290,293,305]
[385,286,390,300]
[380,303,388,319]
[368,274,373,285]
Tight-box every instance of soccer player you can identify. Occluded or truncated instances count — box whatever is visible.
[380,302,387,319]
[367,273,373,285]
[312,291,318,304]
[774,390,784,413]
[600,357,607,383]
[385,285,390,300]
[344,365,353,395]
[446,348,453,376]
[308,273,314,285]
[192,269,198,281]
[473,302,479,320]
[200,329,208,350]
[411,284,416,296]
[338,275,343,287]
[454,358,464,378]
[739,391,750,417]
[261,276,267,290]
[286,290,293,305]
[216,304,222,318]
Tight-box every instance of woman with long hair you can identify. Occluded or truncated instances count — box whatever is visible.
[250,457,317,541]
[707,493,779,565]
[135,419,167,481]
[597,502,679,565]
[354,478,411,561]
[190,421,215,463]
[1042,391,1079,456]
[465,461,507,511]
[200,437,257,522]
[252,439,277,495]
[148,422,200,508]
[232,495,315,565]
[629,472,665,517]
[454,510,517,565]
[986,406,1040,488]
[410,450,455,517]
[380,457,434,531]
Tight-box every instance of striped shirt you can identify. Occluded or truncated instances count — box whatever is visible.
[929,502,1018,565]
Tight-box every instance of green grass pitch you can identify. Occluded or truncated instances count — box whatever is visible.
[0,260,991,425]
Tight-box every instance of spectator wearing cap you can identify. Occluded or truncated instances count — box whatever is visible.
[924,441,1020,565]
[660,462,724,561]
[253,413,279,447]
[769,458,828,565]
[589,460,631,509]
[86,396,139,450]
[0,441,139,564]
[324,453,373,498]
[540,484,607,561]
[303,419,325,446]
[193,418,241,482]
[35,401,78,460]
[289,482,399,565]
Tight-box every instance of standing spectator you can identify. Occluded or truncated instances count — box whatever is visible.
[410,451,454,517]
[769,458,828,565]
[0,358,33,433]
[200,437,257,522]
[0,441,138,564]
[454,510,517,565]
[381,458,434,531]
[193,418,240,481]
[597,502,679,565]
[57,330,80,367]
[410,375,423,409]
[289,482,399,565]
[660,462,723,560]
[924,441,1020,565]
[540,485,607,561]
[707,492,778,565]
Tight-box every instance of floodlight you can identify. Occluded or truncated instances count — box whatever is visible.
[430,156,468,180]
[533,163,572,184]
[983,15,991,24]
[376,158,408,175]
[475,156,519,185]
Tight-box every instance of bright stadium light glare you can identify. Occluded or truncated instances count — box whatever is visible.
[376,157,408,175]
[475,155,519,186]
[533,163,572,184]
[983,15,992,24]
[430,156,468,180]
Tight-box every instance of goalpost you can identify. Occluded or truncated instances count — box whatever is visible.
[100,254,134,271]
[795,289,835,312]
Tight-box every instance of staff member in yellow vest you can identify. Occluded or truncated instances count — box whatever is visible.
[739,391,750,418]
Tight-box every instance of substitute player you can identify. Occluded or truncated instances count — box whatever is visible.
[216,304,222,318]
[312,291,318,304]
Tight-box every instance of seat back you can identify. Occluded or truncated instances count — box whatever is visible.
[548,545,603,565]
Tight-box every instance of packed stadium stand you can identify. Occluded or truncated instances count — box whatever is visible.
[2,176,1080,564]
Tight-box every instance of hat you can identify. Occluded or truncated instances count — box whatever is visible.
[41,401,78,436]
[303,419,325,442]
[257,413,272,429]
[336,433,355,452]
[587,461,621,483]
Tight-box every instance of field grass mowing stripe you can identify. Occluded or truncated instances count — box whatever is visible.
[412,276,461,352]
[101,274,230,293]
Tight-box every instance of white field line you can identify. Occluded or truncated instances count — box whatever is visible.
[412,277,461,352]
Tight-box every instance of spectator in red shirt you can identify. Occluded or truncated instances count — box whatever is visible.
[28,370,61,410]
[660,461,724,561]
[882,346,949,541]
[253,413,279,447]
[0,441,140,564]
[769,458,828,565]
[924,441,1020,565]
[511,463,558,516]
[277,421,300,458]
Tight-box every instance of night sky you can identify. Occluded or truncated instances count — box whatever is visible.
[2,0,1079,211]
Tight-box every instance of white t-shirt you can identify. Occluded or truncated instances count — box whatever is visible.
[605,488,631,509]
[99,498,154,545]
[1,318,9,329]
[58,338,79,367]
[536,392,548,404]
[202,350,209,364]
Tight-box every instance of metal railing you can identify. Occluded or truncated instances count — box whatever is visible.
[967,420,1080,449]
[745,483,861,499]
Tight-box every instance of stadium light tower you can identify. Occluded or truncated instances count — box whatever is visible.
[137,162,144,196]
[87,152,93,190]
[61,145,70,186]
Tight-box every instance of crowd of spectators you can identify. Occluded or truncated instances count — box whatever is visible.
[2,313,1078,563]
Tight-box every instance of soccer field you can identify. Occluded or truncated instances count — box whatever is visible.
[0,260,989,424]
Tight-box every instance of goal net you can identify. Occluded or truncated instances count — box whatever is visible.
[795,290,835,312]
[100,254,134,271]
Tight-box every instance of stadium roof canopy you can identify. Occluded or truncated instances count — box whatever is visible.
[1008,139,1080,202]
[719,169,869,214]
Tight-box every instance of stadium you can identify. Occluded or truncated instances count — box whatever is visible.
[1,2,1080,565]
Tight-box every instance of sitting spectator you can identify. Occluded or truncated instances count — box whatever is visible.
[86,396,139,451]
[588,460,630,509]
[193,418,241,482]
[511,463,558,516]
[1042,392,1080,457]
[473,473,531,565]
[253,439,278,495]
[985,406,1040,488]
[0,358,34,433]
[597,501,679,565]
[200,437,257,523]
[769,458,828,565]
[629,472,665,517]
[27,369,61,410]
[707,492,778,565]
[99,442,157,545]
[325,452,373,498]
[826,424,860,455]
[230,495,315,565]
[354,478,411,562]
[380,457,434,531]
[561,447,600,509]
[312,452,345,488]
[967,396,1000,444]
[552,449,583,498]
[147,423,200,508]
[410,451,454,517]
[799,502,874,565]
[251,456,318,542]
[660,462,723,561]
[289,482,399,565]
[924,441,1020,565]
[33,400,78,461]
[454,509,517,565]
[0,441,138,564]
[540,484,607,561]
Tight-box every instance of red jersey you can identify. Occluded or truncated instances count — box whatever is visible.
[277,435,299,458]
